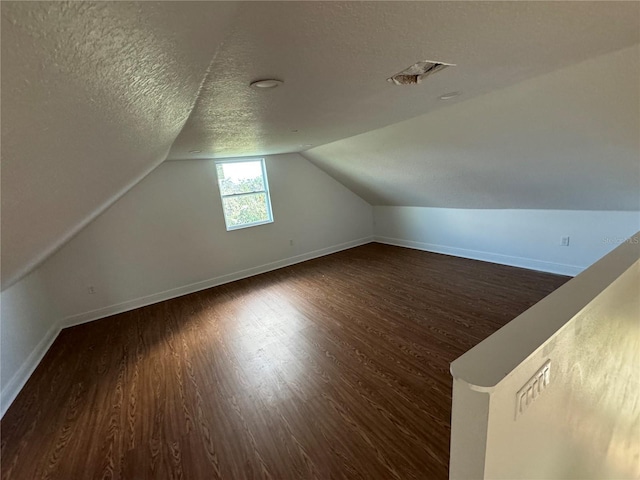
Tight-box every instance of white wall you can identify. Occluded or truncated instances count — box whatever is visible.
[0,270,61,415]
[39,153,372,323]
[374,206,640,276]
[450,234,640,479]
[304,45,640,211]
[1,2,238,290]
[0,152,373,416]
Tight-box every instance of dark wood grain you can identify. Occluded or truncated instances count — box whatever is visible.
[1,243,569,479]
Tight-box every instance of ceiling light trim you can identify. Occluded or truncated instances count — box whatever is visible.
[250,79,284,89]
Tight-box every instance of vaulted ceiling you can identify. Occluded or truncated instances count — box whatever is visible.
[1,2,238,289]
[2,1,639,289]
[168,1,640,160]
[303,44,640,210]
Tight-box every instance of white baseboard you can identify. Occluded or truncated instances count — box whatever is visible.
[374,236,583,277]
[0,323,61,418]
[1,236,374,420]
[63,236,375,329]
[2,233,574,419]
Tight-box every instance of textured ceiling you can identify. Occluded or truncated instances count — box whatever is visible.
[168,1,640,160]
[2,1,639,290]
[303,45,640,210]
[1,2,238,289]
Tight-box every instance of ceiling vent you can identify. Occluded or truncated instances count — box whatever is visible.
[387,60,455,85]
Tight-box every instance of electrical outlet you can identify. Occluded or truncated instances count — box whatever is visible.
[88,286,96,294]
[289,239,294,246]
[560,236,570,246]
[516,360,551,419]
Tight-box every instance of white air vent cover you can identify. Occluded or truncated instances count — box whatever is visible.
[387,60,455,85]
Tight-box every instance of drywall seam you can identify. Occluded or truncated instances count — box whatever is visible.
[3,151,169,291]
[1,18,234,292]
[302,44,640,211]
[0,323,62,418]
[62,236,374,328]
[374,236,583,276]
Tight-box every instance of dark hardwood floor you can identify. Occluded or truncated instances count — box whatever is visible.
[1,243,569,479]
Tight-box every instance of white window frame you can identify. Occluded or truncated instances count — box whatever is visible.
[215,157,274,231]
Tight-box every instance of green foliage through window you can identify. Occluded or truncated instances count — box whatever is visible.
[215,159,273,230]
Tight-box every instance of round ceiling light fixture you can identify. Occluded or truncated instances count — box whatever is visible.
[439,91,461,100]
[250,79,284,89]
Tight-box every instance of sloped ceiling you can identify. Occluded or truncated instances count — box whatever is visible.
[302,45,640,210]
[2,2,639,290]
[1,2,238,289]
[168,1,640,160]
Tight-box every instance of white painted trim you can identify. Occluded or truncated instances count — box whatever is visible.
[63,236,374,329]
[374,236,583,277]
[2,233,577,419]
[1,323,61,418]
[1,236,374,419]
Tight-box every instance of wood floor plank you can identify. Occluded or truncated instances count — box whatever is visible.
[1,243,569,479]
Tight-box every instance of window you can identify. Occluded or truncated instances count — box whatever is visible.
[215,158,274,230]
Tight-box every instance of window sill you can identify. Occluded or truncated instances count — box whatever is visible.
[225,219,274,231]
